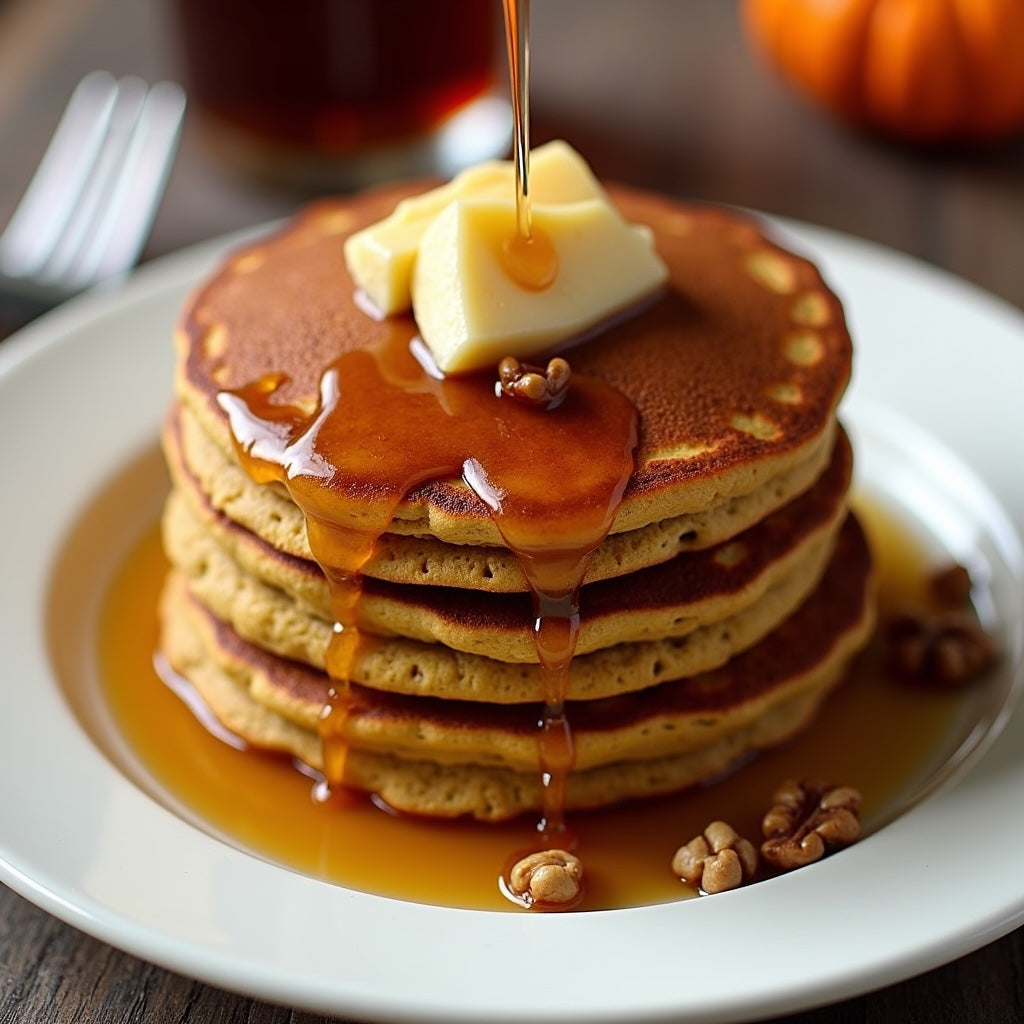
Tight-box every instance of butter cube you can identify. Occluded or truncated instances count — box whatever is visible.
[412,197,667,374]
[344,161,508,317]
[344,141,605,316]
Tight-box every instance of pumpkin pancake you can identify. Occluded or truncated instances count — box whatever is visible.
[173,185,851,548]
[161,487,834,702]
[162,426,852,666]
[158,514,874,820]
[166,397,835,591]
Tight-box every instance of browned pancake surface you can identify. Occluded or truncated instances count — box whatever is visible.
[177,186,851,535]
[181,512,871,747]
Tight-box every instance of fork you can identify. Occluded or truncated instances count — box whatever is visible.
[0,70,186,331]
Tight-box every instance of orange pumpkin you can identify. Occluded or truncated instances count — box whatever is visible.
[742,0,1024,142]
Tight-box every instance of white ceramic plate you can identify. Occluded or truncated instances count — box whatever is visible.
[1,220,1023,1024]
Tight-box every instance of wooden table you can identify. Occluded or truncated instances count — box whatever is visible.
[2,1,1022,1021]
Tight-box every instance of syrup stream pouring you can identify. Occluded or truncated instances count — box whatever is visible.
[500,0,558,293]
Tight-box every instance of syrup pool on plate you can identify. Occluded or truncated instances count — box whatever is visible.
[50,442,1007,913]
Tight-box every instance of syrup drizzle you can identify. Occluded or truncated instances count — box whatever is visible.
[500,0,558,292]
[217,0,634,905]
[503,0,531,243]
[218,334,638,848]
[498,0,576,848]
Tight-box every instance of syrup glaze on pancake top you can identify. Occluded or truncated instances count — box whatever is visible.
[162,170,865,848]
[176,185,851,547]
[165,391,837,592]
[162,414,854,678]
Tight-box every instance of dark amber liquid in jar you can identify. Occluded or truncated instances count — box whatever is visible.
[173,0,499,153]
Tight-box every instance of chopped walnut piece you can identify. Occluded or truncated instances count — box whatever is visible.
[497,355,571,410]
[671,820,758,894]
[760,779,862,871]
[883,560,998,688]
[886,609,998,688]
[509,849,582,907]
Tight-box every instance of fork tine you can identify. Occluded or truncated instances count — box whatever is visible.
[36,77,150,287]
[74,80,186,288]
[0,71,119,279]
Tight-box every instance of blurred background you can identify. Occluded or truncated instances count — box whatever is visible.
[2,0,1023,309]
[1,0,1022,1021]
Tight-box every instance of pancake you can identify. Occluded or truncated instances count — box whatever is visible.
[162,426,852,669]
[166,396,835,591]
[161,495,834,703]
[158,513,874,820]
[174,186,852,548]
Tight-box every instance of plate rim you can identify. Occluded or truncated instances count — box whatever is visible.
[2,216,1024,1023]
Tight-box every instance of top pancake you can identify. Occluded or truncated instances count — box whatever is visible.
[175,185,852,547]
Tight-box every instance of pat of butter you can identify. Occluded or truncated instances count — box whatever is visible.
[344,141,605,316]
[412,197,667,374]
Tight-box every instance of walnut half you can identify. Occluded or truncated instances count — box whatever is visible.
[672,820,758,894]
[496,355,572,410]
[886,562,998,688]
[760,779,862,871]
[508,849,583,908]
[887,609,998,688]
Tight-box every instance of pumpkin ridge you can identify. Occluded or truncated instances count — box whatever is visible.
[743,0,1024,143]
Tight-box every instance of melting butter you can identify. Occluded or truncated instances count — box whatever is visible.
[413,197,666,374]
[344,140,604,317]
[343,141,667,373]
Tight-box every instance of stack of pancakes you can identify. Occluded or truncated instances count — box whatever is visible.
[159,184,874,821]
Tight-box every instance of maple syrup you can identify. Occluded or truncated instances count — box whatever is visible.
[210,0,635,859]
[499,0,559,292]
[218,326,638,854]
[208,0,635,871]
[69,446,983,913]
